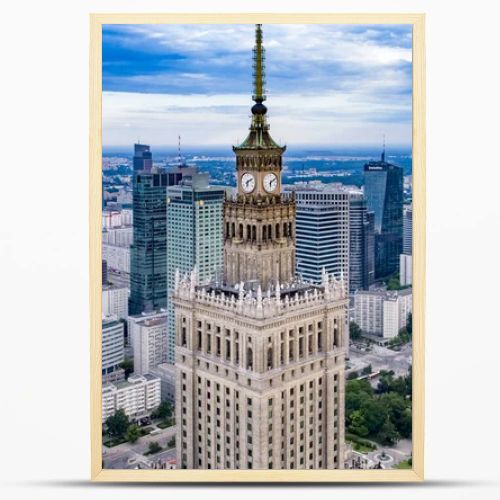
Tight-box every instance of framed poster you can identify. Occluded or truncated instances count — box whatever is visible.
[90,13,425,482]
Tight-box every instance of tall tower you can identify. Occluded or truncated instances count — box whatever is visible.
[364,150,403,279]
[173,25,347,470]
[224,24,295,289]
[129,168,168,315]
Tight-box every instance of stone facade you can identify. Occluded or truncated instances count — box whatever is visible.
[224,195,295,289]
[173,24,347,470]
[173,269,347,469]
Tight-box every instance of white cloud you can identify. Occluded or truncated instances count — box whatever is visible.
[103,90,411,147]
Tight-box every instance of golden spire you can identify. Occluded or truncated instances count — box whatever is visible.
[251,24,268,128]
[253,24,266,104]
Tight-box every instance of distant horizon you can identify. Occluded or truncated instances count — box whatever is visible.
[102,144,412,156]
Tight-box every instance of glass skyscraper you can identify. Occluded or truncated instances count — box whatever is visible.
[133,143,153,172]
[363,152,403,279]
[129,168,169,315]
[289,186,350,285]
[165,173,226,362]
[349,192,375,292]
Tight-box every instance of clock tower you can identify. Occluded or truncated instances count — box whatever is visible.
[224,24,295,289]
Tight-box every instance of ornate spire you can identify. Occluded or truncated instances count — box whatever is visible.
[234,24,284,151]
[251,24,268,127]
[253,25,266,104]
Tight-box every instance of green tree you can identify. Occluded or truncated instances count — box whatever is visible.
[125,424,141,443]
[362,364,372,375]
[349,321,362,341]
[387,274,401,290]
[347,371,358,380]
[360,398,388,435]
[167,436,175,449]
[105,409,130,437]
[381,392,412,438]
[378,418,399,445]
[148,441,161,454]
[119,357,134,378]
[406,312,413,336]
[348,410,369,437]
[153,400,173,420]
[377,370,395,394]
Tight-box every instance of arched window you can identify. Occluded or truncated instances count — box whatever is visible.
[231,222,235,237]
[288,222,293,238]
[252,225,257,241]
[263,225,267,241]
[226,222,230,238]
[276,223,280,238]
[239,223,243,239]
[247,225,251,240]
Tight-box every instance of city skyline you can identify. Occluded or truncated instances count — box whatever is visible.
[100,23,413,472]
[103,24,412,148]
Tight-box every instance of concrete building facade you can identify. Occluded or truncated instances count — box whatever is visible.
[353,288,412,338]
[102,374,161,422]
[102,284,128,320]
[102,243,130,274]
[102,317,125,382]
[129,310,168,376]
[400,254,413,286]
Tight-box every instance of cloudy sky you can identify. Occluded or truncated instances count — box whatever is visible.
[102,24,412,149]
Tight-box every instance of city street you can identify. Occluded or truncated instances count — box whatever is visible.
[103,424,176,469]
[348,342,412,377]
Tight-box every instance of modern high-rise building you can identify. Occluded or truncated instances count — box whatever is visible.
[129,147,200,316]
[403,204,413,255]
[129,168,169,315]
[173,25,347,470]
[133,143,153,172]
[102,317,125,382]
[165,172,226,363]
[349,191,375,292]
[285,185,349,285]
[363,151,403,279]
[129,310,168,376]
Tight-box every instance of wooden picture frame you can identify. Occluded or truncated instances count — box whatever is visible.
[90,13,425,482]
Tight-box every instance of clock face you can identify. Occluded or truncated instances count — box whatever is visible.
[263,173,278,193]
[241,172,255,193]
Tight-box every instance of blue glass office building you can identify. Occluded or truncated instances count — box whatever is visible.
[364,153,403,279]
[129,168,169,315]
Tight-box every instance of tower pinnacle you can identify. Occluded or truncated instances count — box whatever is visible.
[251,24,268,121]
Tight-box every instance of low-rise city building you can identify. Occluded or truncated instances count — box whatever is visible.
[102,226,133,247]
[102,316,125,382]
[103,243,130,274]
[102,373,161,422]
[102,284,129,320]
[128,310,168,375]
[353,288,412,339]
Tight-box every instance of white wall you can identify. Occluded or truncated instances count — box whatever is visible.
[1,1,500,499]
